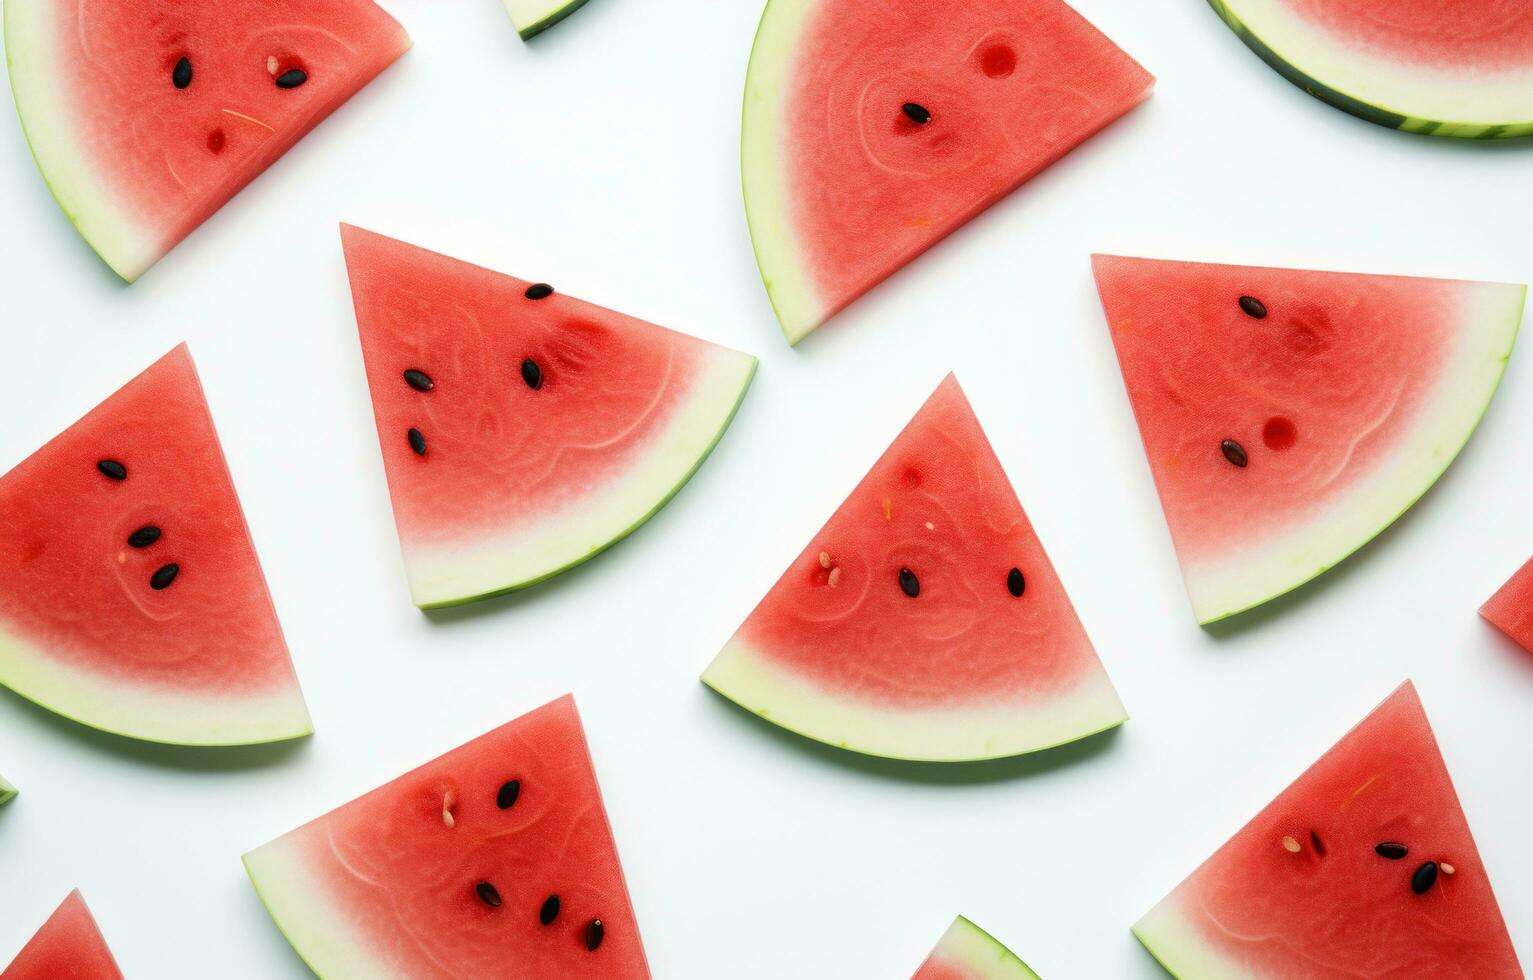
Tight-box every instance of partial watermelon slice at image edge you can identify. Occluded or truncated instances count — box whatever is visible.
[914,916,1040,980]
[1207,0,1533,138]
[0,774,14,805]
[3,890,124,980]
[1481,557,1533,654]
[501,0,590,38]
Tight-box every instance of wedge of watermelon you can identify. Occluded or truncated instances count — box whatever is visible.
[244,695,649,978]
[341,226,758,608]
[0,774,13,806]
[0,345,311,745]
[501,0,589,39]
[1133,682,1521,978]
[3,890,124,980]
[1093,255,1524,624]
[742,0,1153,344]
[1482,558,1533,654]
[914,917,1039,980]
[1206,0,1533,138]
[703,374,1126,762]
[4,0,410,281]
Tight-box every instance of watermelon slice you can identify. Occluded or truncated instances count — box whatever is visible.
[1133,681,1521,978]
[703,374,1126,762]
[4,0,410,281]
[1206,0,1533,138]
[1093,255,1524,625]
[741,0,1153,344]
[3,890,124,980]
[1482,558,1533,654]
[0,344,311,745]
[341,225,758,608]
[913,916,1039,980]
[0,774,14,806]
[501,0,588,39]
[243,695,649,978]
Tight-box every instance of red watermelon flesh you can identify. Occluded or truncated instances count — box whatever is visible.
[1133,682,1522,979]
[243,695,649,978]
[1093,255,1523,624]
[4,0,410,281]
[703,374,1126,762]
[341,225,757,608]
[0,344,310,745]
[742,0,1153,344]
[1482,558,1533,654]
[1274,0,1533,69]
[2,890,123,980]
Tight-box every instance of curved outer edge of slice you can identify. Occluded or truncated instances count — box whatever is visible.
[0,774,14,805]
[1132,897,1257,980]
[1207,0,1533,138]
[1177,280,1524,624]
[502,0,591,39]
[740,0,828,345]
[702,636,1127,763]
[924,915,1042,980]
[0,621,313,745]
[405,348,758,608]
[243,836,398,980]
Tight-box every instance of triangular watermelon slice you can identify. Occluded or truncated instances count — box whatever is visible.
[341,225,758,608]
[703,374,1126,762]
[1093,255,1524,624]
[1482,558,1533,654]
[741,0,1153,344]
[4,0,411,281]
[913,916,1039,980]
[244,695,649,978]
[501,0,588,39]
[3,890,124,980]
[1133,681,1521,978]
[0,774,14,806]
[0,345,311,745]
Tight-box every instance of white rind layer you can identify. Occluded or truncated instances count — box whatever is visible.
[1212,0,1533,137]
[4,0,157,281]
[0,620,312,745]
[244,835,401,980]
[1184,282,1524,624]
[702,637,1127,762]
[500,0,589,38]
[930,916,1040,980]
[403,348,757,608]
[1133,896,1259,980]
[740,0,823,345]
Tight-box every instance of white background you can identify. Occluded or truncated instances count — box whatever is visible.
[1,0,1530,976]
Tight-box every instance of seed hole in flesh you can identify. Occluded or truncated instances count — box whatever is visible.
[1007,567,1025,598]
[206,129,226,154]
[1375,842,1408,859]
[901,102,931,125]
[408,428,427,456]
[1411,861,1439,894]
[1262,416,1297,451]
[150,563,180,590]
[404,369,434,391]
[476,881,503,908]
[898,567,920,598]
[585,919,605,951]
[525,283,554,300]
[496,779,521,810]
[900,465,923,489]
[1239,295,1268,319]
[275,68,308,89]
[97,459,127,481]
[1281,835,1301,853]
[1309,830,1326,856]
[172,56,193,89]
[1221,439,1249,468]
[540,895,560,925]
[128,526,162,549]
[979,43,1016,78]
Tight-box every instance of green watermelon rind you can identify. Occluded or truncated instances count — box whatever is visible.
[1168,279,1525,625]
[930,916,1042,980]
[501,0,591,39]
[406,352,758,609]
[703,636,1127,763]
[1131,899,1243,979]
[0,774,15,806]
[1207,0,1533,139]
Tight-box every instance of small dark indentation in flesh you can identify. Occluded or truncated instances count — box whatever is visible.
[128,526,162,548]
[1220,439,1249,468]
[98,459,127,481]
[476,881,503,908]
[496,779,520,810]
[404,369,434,391]
[1375,842,1409,860]
[207,129,226,154]
[172,56,193,89]
[1263,416,1297,451]
[901,102,931,125]
[979,44,1016,78]
[408,428,427,456]
[899,567,920,598]
[521,359,543,390]
[1411,861,1439,894]
[525,283,554,300]
[585,918,605,951]
[1239,295,1267,319]
[1007,567,1025,598]
[275,68,308,89]
[150,563,179,590]
[539,894,560,925]
[1309,830,1326,857]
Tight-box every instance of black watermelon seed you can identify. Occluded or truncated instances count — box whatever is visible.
[97,459,127,481]
[1007,567,1025,598]
[1376,842,1409,860]
[172,57,193,89]
[521,359,543,390]
[408,428,427,456]
[539,894,560,925]
[150,563,179,590]
[403,369,434,392]
[475,881,503,908]
[899,567,920,598]
[496,779,521,809]
[128,526,162,548]
[1221,439,1249,468]
[1309,830,1326,857]
[1238,295,1268,319]
[275,68,308,89]
[585,919,604,951]
[525,283,554,300]
[901,102,931,124]
[1411,861,1439,894]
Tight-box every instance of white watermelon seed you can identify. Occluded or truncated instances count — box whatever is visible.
[1281,835,1301,853]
